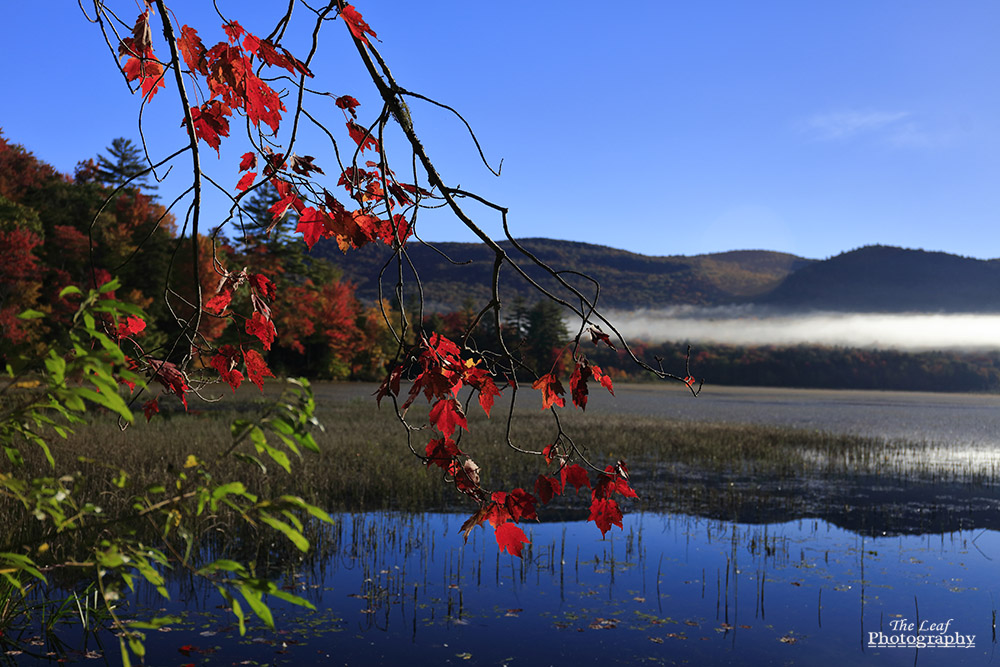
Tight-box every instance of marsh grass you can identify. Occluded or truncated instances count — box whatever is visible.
[4,381,998,558]
[9,382,998,513]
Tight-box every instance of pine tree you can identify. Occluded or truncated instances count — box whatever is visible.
[95,137,157,192]
[237,182,337,286]
[525,300,569,374]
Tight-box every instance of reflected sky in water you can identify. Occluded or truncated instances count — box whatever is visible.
[82,512,1000,666]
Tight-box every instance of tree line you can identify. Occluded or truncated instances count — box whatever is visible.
[0,132,398,384]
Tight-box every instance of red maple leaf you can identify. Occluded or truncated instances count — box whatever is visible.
[594,465,638,500]
[288,154,324,177]
[209,345,243,392]
[341,5,377,45]
[569,362,592,410]
[204,290,232,315]
[424,437,461,469]
[235,171,256,192]
[295,207,327,250]
[239,152,257,171]
[561,464,591,494]
[429,397,467,439]
[534,474,562,505]
[374,364,403,406]
[268,179,304,224]
[506,488,538,522]
[243,349,274,391]
[178,25,208,75]
[588,326,616,350]
[253,38,312,77]
[486,493,511,528]
[347,121,380,153]
[118,11,165,101]
[476,376,501,417]
[531,373,565,410]
[150,360,188,410]
[569,361,614,410]
[142,398,159,422]
[249,273,276,300]
[223,21,245,44]
[599,371,614,395]
[116,315,146,339]
[588,497,623,537]
[245,312,276,350]
[122,48,165,101]
[462,363,501,417]
[241,32,260,54]
[335,95,360,118]
[189,101,231,155]
[244,72,284,133]
[495,522,530,558]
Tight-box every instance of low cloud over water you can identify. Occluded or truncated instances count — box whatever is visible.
[604,307,1000,350]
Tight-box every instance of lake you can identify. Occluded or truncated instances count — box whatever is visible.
[8,384,1000,665]
[31,513,999,666]
[312,381,1000,449]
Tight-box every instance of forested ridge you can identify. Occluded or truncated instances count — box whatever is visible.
[0,132,395,382]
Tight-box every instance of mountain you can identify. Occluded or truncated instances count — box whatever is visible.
[760,245,1000,312]
[313,239,1000,313]
[314,238,812,311]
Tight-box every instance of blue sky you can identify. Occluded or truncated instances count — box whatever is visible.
[3,1,998,260]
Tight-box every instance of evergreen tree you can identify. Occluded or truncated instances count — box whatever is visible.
[237,182,337,285]
[95,137,157,192]
[525,300,569,374]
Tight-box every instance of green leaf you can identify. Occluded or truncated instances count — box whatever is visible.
[279,508,304,533]
[210,481,247,512]
[119,636,133,667]
[74,387,132,422]
[217,587,247,636]
[230,419,253,439]
[278,495,334,524]
[128,636,146,658]
[0,552,46,584]
[259,511,309,552]
[128,615,182,630]
[238,584,275,629]
[136,560,168,599]
[264,417,295,436]
[95,548,125,569]
[197,559,247,575]
[44,354,66,381]
[234,452,267,474]
[17,309,45,320]
[269,588,317,610]
[58,285,82,298]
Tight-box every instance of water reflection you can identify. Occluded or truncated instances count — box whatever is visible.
[45,512,995,666]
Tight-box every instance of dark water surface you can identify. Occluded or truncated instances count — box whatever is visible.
[83,513,1000,665]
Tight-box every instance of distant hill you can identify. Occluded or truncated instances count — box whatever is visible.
[313,239,1000,313]
[314,238,812,311]
[760,245,1000,312]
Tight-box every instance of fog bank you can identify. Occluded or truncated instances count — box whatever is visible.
[603,308,1000,350]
